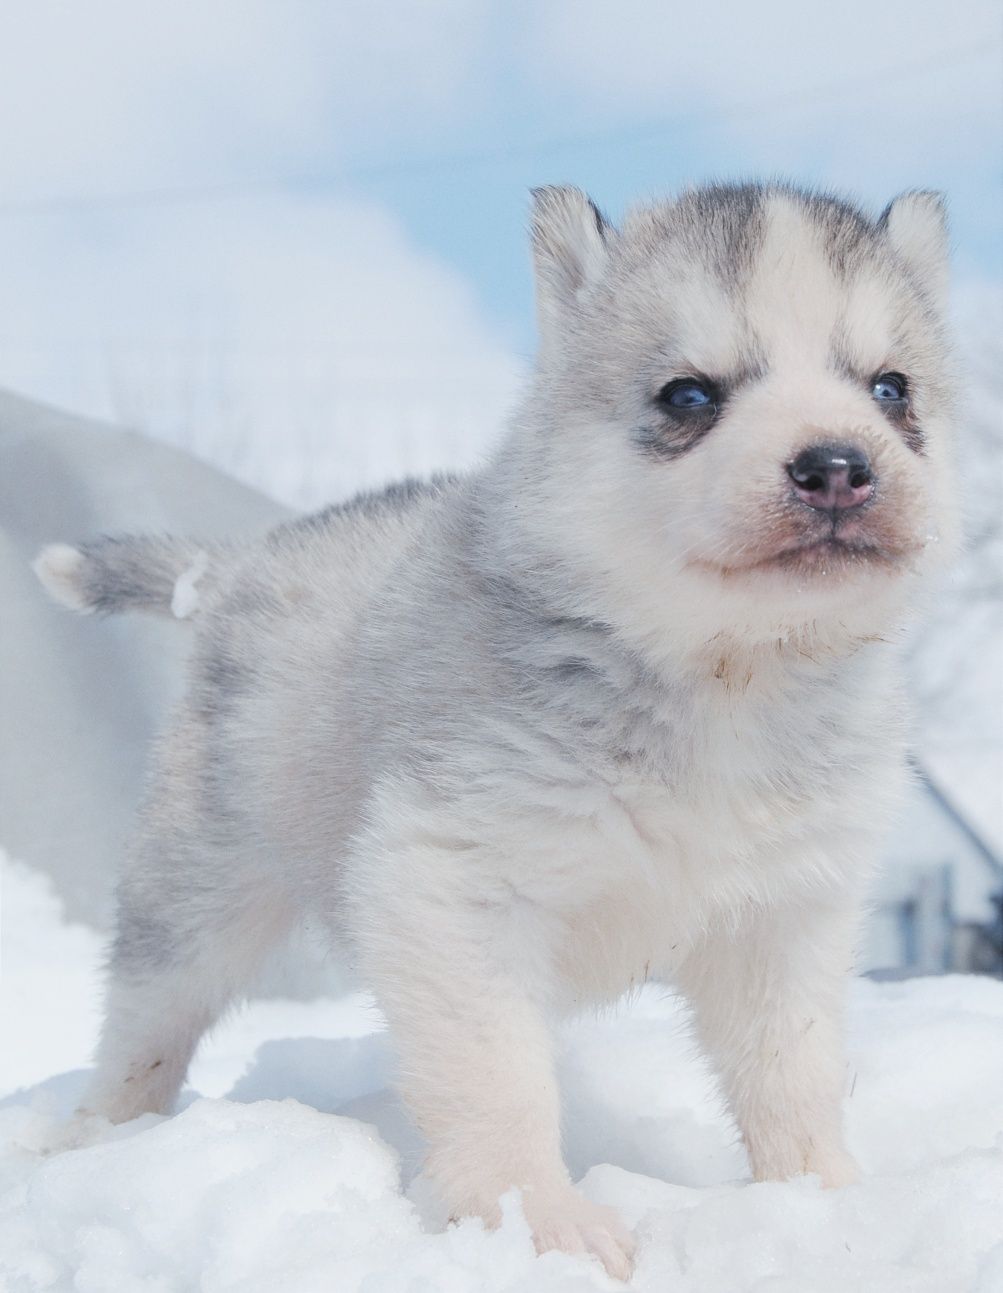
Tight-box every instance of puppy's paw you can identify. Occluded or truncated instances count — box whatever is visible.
[813,1147,860,1189]
[18,1109,111,1157]
[524,1189,635,1282]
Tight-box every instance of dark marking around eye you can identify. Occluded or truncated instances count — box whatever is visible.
[869,369,924,454]
[829,333,926,455]
[892,405,925,454]
[635,377,720,460]
[637,360,765,462]
[634,419,715,460]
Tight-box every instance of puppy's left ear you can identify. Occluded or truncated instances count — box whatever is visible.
[879,191,949,305]
[530,186,614,356]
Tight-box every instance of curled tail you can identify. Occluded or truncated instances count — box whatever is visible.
[34,535,216,619]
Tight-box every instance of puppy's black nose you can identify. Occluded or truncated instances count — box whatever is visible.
[787,444,875,512]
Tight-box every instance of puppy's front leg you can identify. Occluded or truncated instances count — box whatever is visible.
[677,897,860,1188]
[356,861,634,1280]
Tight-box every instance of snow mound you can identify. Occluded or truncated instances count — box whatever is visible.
[2,1054,1002,1292]
[3,856,1003,1290]
[0,859,103,1095]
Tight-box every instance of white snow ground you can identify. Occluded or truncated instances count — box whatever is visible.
[3,856,1003,1292]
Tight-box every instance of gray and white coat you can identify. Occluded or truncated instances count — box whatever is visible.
[36,179,958,1280]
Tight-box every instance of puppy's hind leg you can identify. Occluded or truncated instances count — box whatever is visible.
[82,838,294,1125]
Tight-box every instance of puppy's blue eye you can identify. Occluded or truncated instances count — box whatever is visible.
[872,373,906,402]
[659,380,715,410]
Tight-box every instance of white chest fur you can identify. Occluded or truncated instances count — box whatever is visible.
[543,657,905,1006]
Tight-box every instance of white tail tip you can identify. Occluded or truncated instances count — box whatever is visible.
[32,544,93,613]
[170,549,209,619]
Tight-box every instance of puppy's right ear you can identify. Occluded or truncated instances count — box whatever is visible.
[879,191,949,306]
[530,186,613,356]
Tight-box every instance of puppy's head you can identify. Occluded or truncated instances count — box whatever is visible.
[519,181,959,658]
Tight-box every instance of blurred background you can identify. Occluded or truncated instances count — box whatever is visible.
[0,0,1000,978]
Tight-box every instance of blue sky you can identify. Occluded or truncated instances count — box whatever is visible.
[346,54,1003,356]
[0,0,998,499]
[324,6,1001,351]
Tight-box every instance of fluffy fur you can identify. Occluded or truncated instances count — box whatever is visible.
[36,181,958,1281]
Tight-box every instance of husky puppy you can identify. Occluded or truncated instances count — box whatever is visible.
[36,182,956,1280]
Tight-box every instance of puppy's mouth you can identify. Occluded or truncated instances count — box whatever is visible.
[761,534,893,572]
[694,527,912,580]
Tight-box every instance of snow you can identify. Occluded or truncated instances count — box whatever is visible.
[0,860,103,1094]
[3,855,1003,1291]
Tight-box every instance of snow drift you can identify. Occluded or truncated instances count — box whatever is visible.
[2,858,1002,1291]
